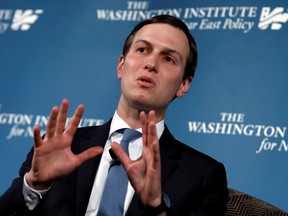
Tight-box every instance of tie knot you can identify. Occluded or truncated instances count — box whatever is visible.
[122,128,142,143]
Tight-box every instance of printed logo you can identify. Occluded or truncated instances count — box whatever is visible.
[96,1,287,33]
[0,9,43,34]
[0,105,104,140]
[259,7,288,30]
[188,112,287,154]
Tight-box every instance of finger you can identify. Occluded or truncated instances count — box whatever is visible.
[111,142,131,170]
[65,104,84,137]
[55,99,69,134]
[33,125,43,148]
[45,106,59,139]
[76,146,103,166]
[151,140,161,170]
[147,111,157,148]
[140,111,148,147]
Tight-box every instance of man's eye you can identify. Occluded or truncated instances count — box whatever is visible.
[165,56,174,63]
[138,47,146,53]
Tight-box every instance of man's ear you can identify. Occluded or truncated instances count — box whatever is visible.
[176,77,192,98]
[117,55,125,79]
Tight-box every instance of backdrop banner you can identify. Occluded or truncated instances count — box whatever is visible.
[1,0,287,212]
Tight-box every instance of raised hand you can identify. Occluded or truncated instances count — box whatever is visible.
[111,110,162,207]
[26,99,103,190]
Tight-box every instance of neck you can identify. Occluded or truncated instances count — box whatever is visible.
[116,96,166,129]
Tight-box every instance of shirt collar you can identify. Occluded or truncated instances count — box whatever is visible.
[109,111,165,139]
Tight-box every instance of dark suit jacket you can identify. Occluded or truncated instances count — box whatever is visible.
[0,120,228,216]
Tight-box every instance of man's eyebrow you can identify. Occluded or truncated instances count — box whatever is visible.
[133,39,152,47]
[133,39,183,61]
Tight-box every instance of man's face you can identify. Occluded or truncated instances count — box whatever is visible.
[117,23,191,114]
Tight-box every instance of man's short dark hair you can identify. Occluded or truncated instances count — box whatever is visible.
[122,15,198,81]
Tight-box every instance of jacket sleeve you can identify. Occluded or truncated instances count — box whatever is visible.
[0,148,40,216]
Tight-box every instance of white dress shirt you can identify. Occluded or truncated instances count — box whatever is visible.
[23,111,164,215]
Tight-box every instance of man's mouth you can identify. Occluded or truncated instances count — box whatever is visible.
[137,76,155,88]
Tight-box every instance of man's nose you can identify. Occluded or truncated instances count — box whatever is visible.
[145,62,157,72]
[144,55,158,72]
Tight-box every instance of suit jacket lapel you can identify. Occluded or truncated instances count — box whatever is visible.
[126,125,181,215]
[75,119,112,215]
[159,126,182,184]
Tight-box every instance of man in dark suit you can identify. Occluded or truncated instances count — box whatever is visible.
[0,15,228,216]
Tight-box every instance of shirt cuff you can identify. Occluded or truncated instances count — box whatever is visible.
[22,173,50,210]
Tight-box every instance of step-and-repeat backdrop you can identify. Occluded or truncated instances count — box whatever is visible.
[1,0,287,212]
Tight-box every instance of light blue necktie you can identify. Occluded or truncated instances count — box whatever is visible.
[98,128,142,216]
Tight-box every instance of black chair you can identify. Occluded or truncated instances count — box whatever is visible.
[225,188,288,216]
